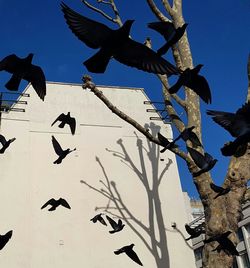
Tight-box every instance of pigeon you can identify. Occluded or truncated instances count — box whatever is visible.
[148,22,188,55]
[90,213,107,226]
[0,134,16,154]
[187,147,217,177]
[0,230,12,250]
[114,244,143,266]
[185,224,205,241]
[51,112,76,135]
[207,102,250,156]
[41,198,71,211]
[0,53,46,101]
[61,2,179,76]
[106,215,125,234]
[204,231,239,256]
[158,132,178,153]
[210,183,231,199]
[169,64,212,104]
[51,135,76,164]
[173,126,202,148]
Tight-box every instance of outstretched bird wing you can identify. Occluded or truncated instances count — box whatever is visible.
[61,2,112,49]
[148,21,176,41]
[23,65,46,101]
[126,248,143,266]
[51,113,66,126]
[59,198,71,209]
[41,198,56,209]
[187,147,207,169]
[206,110,238,137]
[106,215,117,229]
[210,183,224,193]
[52,136,64,156]
[68,116,76,135]
[0,54,20,73]
[0,134,7,145]
[114,38,179,76]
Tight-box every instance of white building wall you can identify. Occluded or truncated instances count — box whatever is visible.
[0,82,196,268]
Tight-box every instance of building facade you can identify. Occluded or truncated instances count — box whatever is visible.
[0,82,196,267]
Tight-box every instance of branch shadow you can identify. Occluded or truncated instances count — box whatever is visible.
[81,122,178,268]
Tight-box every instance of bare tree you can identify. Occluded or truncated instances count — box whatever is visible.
[81,1,250,267]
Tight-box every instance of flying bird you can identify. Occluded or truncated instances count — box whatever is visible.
[158,132,178,153]
[187,147,217,177]
[173,126,202,148]
[0,230,12,250]
[41,198,71,211]
[0,53,46,101]
[106,215,125,234]
[168,64,211,104]
[51,135,76,164]
[210,183,231,199]
[204,231,239,256]
[90,213,107,226]
[0,134,16,154]
[207,102,250,156]
[185,224,205,241]
[51,112,76,135]
[114,244,143,266]
[61,2,179,76]
[148,21,188,55]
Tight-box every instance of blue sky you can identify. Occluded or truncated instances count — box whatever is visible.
[0,0,249,198]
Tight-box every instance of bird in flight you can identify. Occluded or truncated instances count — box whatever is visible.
[172,126,202,148]
[210,183,231,199]
[185,224,205,241]
[90,213,107,226]
[168,64,212,104]
[51,112,76,135]
[187,147,217,177]
[0,230,12,250]
[106,215,125,234]
[158,132,178,153]
[114,244,143,266]
[207,102,250,156]
[204,231,239,256]
[61,2,179,76]
[51,135,76,164]
[0,53,46,101]
[148,21,188,56]
[0,134,16,154]
[41,198,71,211]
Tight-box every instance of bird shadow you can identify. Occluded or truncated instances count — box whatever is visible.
[81,122,175,268]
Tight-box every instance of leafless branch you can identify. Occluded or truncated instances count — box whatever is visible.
[146,0,171,21]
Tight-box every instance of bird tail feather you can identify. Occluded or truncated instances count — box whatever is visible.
[5,75,22,91]
[84,50,111,73]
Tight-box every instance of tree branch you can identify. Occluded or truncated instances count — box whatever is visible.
[146,0,171,21]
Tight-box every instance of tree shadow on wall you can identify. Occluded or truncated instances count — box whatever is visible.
[81,122,176,268]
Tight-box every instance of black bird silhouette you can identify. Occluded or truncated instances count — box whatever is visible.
[210,183,231,199]
[148,22,188,56]
[0,134,16,154]
[158,132,178,153]
[185,224,205,241]
[0,230,12,250]
[114,244,143,266]
[90,213,107,226]
[61,2,179,76]
[41,198,71,211]
[51,112,76,135]
[106,215,125,234]
[51,135,76,164]
[173,126,202,148]
[169,64,211,104]
[207,102,250,156]
[204,231,239,256]
[187,147,217,177]
[0,53,46,101]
